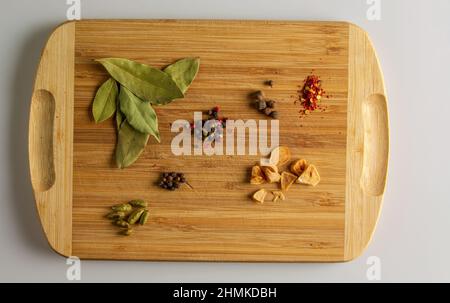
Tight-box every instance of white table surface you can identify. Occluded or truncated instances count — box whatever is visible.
[1,0,449,282]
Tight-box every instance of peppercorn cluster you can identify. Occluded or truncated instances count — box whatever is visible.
[252,90,279,119]
[159,172,186,191]
[191,106,228,142]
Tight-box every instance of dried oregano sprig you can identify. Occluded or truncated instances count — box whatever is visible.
[106,200,150,236]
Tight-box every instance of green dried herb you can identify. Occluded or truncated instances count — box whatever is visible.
[95,58,183,105]
[139,210,149,225]
[164,57,200,94]
[92,57,201,169]
[127,209,146,225]
[92,78,118,123]
[119,86,160,142]
[116,98,125,131]
[111,203,132,212]
[115,121,150,169]
[129,199,148,208]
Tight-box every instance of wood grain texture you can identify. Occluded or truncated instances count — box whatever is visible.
[29,21,75,257]
[344,24,389,261]
[29,20,388,262]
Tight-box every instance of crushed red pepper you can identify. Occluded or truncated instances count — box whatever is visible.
[296,74,326,116]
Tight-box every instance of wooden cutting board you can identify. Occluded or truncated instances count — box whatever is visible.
[28,20,389,262]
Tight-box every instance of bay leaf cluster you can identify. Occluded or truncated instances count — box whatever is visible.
[92,57,200,168]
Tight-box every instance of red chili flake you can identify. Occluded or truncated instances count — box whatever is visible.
[297,74,326,116]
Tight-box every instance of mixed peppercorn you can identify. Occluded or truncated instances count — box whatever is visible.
[191,106,228,143]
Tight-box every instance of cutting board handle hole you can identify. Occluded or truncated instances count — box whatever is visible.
[360,93,389,197]
[29,89,56,192]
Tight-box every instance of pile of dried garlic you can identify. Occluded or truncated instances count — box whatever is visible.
[250,146,321,203]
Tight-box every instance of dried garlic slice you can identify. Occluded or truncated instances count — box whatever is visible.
[250,166,266,185]
[298,164,321,186]
[281,171,298,191]
[252,189,268,203]
[272,190,286,202]
[290,159,308,177]
[261,165,281,183]
[269,146,291,167]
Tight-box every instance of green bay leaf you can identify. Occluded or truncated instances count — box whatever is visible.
[164,57,200,94]
[92,78,118,123]
[115,92,124,131]
[116,109,124,131]
[119,86,160,142]
[96,58,183,105]
[115,121,150,169]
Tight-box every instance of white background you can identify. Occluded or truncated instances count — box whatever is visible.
[1,0,449,282]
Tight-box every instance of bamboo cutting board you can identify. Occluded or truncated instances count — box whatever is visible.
[28,20,389,262]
